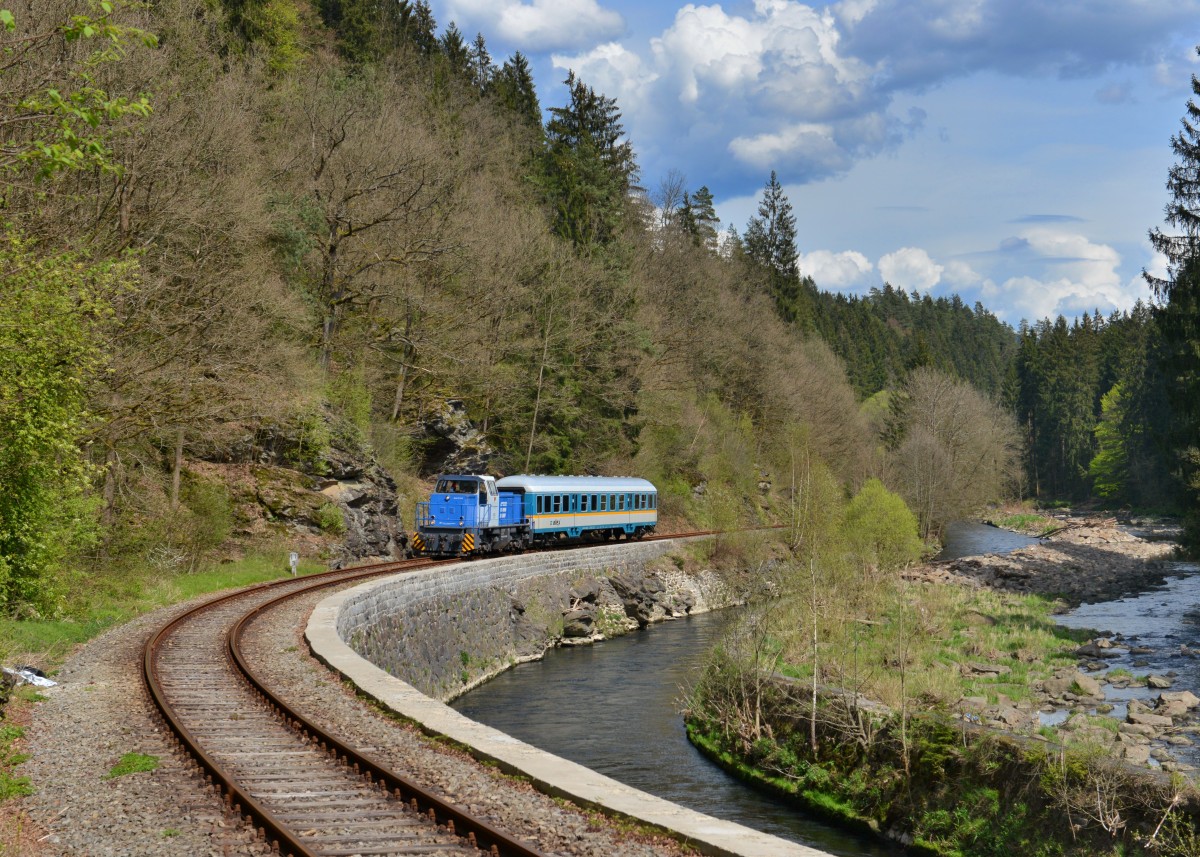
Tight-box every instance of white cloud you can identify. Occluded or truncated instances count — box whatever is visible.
[799,249,873,289]
[444,0,624,52]
[553,1,899,182]
[981,229,1154,321]
[941,259,979,287]
[878,246,942,291]
[729,123,846,173]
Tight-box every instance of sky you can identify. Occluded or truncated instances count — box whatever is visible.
[430,0,1200,325]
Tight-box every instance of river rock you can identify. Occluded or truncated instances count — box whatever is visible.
[1147,674,1174,689]
[569,578,603,604]
[1120,722,1158,737]
[1129,711,1174,729]
[561,608,595,638]
[1160,690,1200,709]
[1072,673,1104,698]
[1123,744,1152,764]
[1157,699,1191,718]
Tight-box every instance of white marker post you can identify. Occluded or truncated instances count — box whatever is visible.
[288,551,299,576]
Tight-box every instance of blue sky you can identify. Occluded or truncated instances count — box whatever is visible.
[431,0,1200,324]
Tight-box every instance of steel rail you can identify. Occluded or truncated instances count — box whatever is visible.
[228,568,549,857]
[142,559,443,857]
[142,532,718,856]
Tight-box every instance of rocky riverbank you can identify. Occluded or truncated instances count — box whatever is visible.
[903,515,1200,776]
[905,515,1179,605]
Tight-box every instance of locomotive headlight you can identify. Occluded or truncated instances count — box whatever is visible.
[430,516,436,524]
[459,517,464,525]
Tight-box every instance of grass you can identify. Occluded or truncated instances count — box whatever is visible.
[993,512,1059,537]
[774,580,1086,711]
[0,551,326,671]
[104,752,159,779]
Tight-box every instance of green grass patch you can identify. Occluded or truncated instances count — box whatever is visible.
[0,552,326,669]
[104,752,158,779]
[993,513,1055,534]
[0,723,31,799]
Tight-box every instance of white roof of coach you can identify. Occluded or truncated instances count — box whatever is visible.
[495,475,656,494]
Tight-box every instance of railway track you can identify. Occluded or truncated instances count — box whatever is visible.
[141,531,722,856]
[142,558,549,857]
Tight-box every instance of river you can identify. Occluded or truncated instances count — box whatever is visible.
[451,522,1041,855]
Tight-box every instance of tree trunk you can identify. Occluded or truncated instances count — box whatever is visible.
[170,428,184,510]
[525,304,553,471]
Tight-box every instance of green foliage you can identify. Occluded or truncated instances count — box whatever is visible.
[1089,383,1128,498]
[229,0,307,73]
[104,752,158,778]
[328,370,372,440]
[177,474,234,560]
[844,478,925,569]
[0,231,135,613]
[1,1,156,180]
[314,503,346,534]
[541,71,638,248]
[0,723,31,799]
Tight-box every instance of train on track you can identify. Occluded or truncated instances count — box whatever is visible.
[409,474,658,558]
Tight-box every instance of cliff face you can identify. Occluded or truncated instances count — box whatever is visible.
[199,412,408,565]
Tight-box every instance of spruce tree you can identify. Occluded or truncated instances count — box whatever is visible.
[439,22,471,79]
[494,52,541,129]
[1147,46,1200,544]
[542,71,638,247]
[682,185,719,251]
[468,32,493,94]
[744,171,802,319]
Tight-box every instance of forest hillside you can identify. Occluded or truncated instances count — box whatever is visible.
[1,0,1194,620]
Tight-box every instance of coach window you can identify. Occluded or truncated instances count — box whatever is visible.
[651,495,656,509]
[552,495,561,513]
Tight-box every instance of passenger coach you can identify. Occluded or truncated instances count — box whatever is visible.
[410,473,657,558]
[497,474,657,542]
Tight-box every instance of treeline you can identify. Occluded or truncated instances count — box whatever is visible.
[1,0,889,614]
[810,285,1017,399]
[1008,305,1170,506]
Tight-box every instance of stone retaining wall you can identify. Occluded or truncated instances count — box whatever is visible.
[336,538,718,700]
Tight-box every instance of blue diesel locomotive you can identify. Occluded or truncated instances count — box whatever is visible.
[410,474,658,557]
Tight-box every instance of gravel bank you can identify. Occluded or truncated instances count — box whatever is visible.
[15,582,688,856]
[904,516,1179,605]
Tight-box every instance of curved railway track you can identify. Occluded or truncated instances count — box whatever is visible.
[143,558,549,857]
[142,531,719,857]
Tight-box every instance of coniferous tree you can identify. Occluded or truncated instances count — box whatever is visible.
[680,185,719,251]
[744,171,802,319]
[399,0,438,55]
[439,22,471,78]
[1147,45,1200,543]
[468,32,493,94]
[494,52,541,129]
[541,71,638,247]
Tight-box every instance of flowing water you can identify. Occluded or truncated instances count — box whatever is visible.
[1053,559,1200,766]
[451,523,1042,855]
[452,608,898,856]
[934,520,1041,559]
